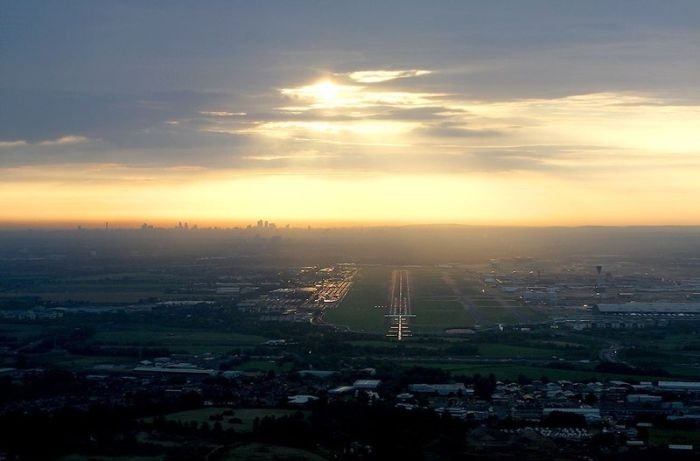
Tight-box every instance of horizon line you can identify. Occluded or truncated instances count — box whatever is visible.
[2,221,700,231]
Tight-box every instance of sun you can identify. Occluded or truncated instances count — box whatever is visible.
[280,79,361,108]
[311,80,342,104]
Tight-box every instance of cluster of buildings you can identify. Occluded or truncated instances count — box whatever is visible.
[480,258,700,320]
[287,371,700,449]
[399,379,698,424]
[238,265,356,323]
[3,346,700,453]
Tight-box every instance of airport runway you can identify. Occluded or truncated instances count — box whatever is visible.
[387,270,414,340]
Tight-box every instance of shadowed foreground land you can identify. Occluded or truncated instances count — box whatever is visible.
[1,227,700,459]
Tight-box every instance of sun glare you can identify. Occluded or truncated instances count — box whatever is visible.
[281,80,362,109]
[312,80,342,104]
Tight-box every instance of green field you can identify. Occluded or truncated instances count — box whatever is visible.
[94,327,266,353]
[36,291,164,303]
[323,266,389,333]
[347,339,440,350]
[326,266,555,336]
[456,273,549,326]
[32,351,135,371]
[346,335,595,362]
[325,266,476,335]
[9,281,169,304]
[477,343,564,360]
[397,266,545,333]
[411,268,473,334]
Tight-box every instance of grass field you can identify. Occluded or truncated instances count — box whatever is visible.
[1,271,177,304]
[456,272,550,326]
[36,291,165,303]
[32,351,135,371]
[411,268,473,334]
[347,339,441,350]
[326,266,556,336]
[94,327,266,353]
[326,266,476,335]
[345,337,593,362]
[14,281,169,303]
[408,267,550,333]
[477,343,564,360]
[323,266,390,333]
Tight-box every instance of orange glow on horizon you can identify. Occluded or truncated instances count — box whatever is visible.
[3,78,700,228]
[2,166,700,228]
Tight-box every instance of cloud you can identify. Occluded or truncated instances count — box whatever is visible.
[279,81,443,110]
[364,106,470,121]
[4,78,698,177]
[199,111,247,117]
[0,88,229,146]
[0,140,28,148]
[38,135,89,146]
[3,1,700,225]
[345,69,432,83]
[465,150,563,173]
[414,122,503,139]
[0,135,89,149]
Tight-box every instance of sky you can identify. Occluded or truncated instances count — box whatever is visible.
[1,0,700,227]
